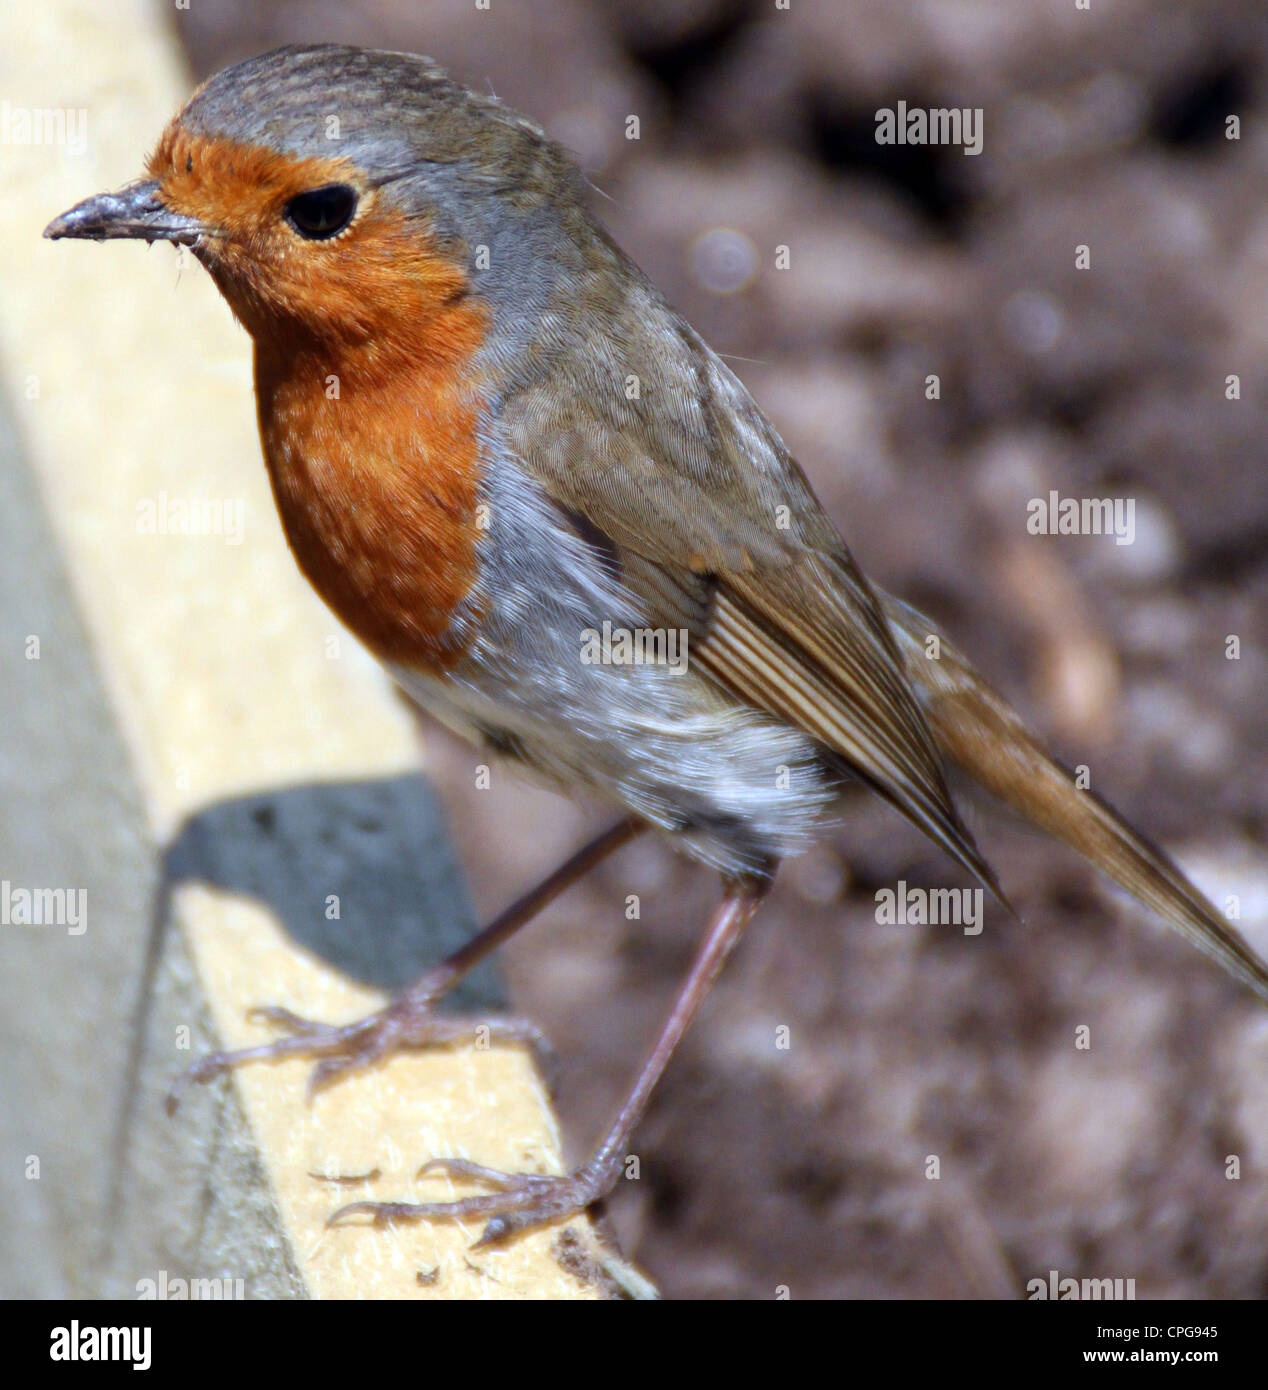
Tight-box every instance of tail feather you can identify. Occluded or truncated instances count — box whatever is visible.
[879,592,1268,1006]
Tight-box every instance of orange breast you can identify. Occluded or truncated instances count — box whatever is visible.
[147,122,495,669]
[254,311,488,670]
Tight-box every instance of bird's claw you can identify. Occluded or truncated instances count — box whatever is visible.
[166,990,543,1113]
[327,1158,607,1246]
[244,1004,331,1035]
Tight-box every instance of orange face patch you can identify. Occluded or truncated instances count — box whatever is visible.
[147,124,473,352]
[149,119,492,669]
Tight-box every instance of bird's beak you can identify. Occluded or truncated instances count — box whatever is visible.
[43,179,206,246]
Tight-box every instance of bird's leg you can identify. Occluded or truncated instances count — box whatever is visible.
[330,871,772,1245]
[168,818,643,1110]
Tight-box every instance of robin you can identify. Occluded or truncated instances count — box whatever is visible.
[46,43,1268,1247]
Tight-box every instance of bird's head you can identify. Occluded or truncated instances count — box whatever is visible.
[45,43,591,355]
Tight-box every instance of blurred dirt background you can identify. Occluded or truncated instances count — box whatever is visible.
[175,0,1268,1298]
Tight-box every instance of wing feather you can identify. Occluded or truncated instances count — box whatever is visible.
[500,347,1002,896]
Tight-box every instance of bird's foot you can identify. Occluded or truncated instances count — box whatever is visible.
[329,1155,617,1246]
[166,977,543,1112]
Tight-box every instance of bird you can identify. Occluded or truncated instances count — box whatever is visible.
[46,42,1268,1248]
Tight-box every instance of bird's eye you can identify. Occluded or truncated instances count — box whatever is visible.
[284,184,358,240]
